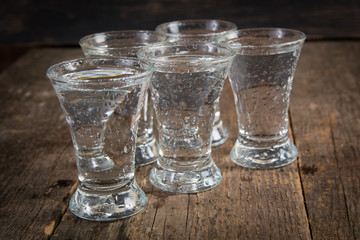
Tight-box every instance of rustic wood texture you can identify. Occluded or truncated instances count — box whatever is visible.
[0,42,359,239]
[0,49,82,240]
[0,0,359,45]
[291,41,360,240]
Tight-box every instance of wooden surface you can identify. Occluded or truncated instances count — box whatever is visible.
[1,0,359,45]
[0,41,359,240]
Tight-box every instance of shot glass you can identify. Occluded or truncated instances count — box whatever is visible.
[138,43,235,193]
[47,57,152,221]
[80,31,167,166]
[217,28,306,169]
[155,19,237,147]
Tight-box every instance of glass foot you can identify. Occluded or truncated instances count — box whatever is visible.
[149,161,222,193]
[69,180,147,221]
[135,137,159,167]
[211,120,229,147]
[230,139,298,169]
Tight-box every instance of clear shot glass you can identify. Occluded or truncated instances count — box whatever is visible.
[47,57,152,221]
[155,19,237,147]
[138,43,235,193]
[217,28,306,169]
[80,31,167,166]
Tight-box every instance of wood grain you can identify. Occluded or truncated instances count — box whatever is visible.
[0,43,359,239]
[49,56,311,240]
[291,41,360,240]
[0,49,82,240]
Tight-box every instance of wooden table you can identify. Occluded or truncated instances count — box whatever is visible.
[0,41,359,240]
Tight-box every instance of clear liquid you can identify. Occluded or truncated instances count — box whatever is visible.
[55,69,146,190]
[229,50,300,146]
[136,90,154,143]
[151,57,229,170]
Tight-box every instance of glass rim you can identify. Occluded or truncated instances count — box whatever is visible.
[216,28,306,49]
[79,30,168,51]
[137,42,236,65]
[155,19,237,38]
[47,57,153,85]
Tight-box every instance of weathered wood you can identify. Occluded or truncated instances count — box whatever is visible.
[0,49,82,240]
[291,41,360,240]
[1,42,359,239]
[98,80,310,240]
[194,87,310,239]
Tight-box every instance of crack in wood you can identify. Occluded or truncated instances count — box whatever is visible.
[149,185,158,240]
[185,194,190,236]
[48,180,78,239]
[162,213,167,240]
[290,107,314,240]
[329,116,355,239]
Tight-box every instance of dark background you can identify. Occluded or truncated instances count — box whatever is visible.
[0,0,359,46]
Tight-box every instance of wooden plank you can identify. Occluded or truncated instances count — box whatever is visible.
[0,48,312,239]
[0,49,83,240]
[291,41,360,239]
[0,47,317,239]
[117,80,311,239]
[0,43,357,240]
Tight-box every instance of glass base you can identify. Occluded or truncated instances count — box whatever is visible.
[211,120,229,147]
[149,160,222,193]
[69,180,147,221]
[135,137,159,167]
[230,139,298,169]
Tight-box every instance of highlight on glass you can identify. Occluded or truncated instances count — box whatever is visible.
[80,30,167,166]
